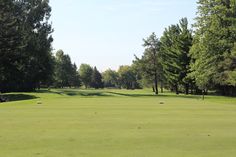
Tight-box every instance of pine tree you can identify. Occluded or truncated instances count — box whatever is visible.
[0,0,24,92]
[70,63,81,88]
[91,67,103,89]
[190,0,236,96]
[160,18,193,94]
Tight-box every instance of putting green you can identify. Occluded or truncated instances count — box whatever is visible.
[0,89,236,157]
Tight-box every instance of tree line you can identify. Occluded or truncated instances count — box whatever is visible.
[1,0,236,96]
[53,50,141,90]
[0,0,139,92]
[133,0,236,96]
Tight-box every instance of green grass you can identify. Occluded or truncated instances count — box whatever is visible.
[0,89,236,157]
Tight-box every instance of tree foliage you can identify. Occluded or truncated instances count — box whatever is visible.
[160,18,193,94]
[91,67,103,89]
[79,64,93,88]
[117,65,140,90]
[102,69,119,88]
[54,50,81,88]
[190,0,236,96]
[134,33,162,94]
[0,0,54,92]
[1,0,236,97]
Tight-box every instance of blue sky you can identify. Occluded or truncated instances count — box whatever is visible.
[50,0,197,71]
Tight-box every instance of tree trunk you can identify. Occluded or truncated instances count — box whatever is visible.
[185,84,189,95]
[176,84,179,95]
[154,76,158,95]
[152,86,155,92]
[190,85,193,94]
[202,89,205,100]
[161,81,164,93]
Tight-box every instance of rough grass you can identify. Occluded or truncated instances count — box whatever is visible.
[0,89,236,157]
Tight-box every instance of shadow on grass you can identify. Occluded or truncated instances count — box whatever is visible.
[106,91,202,99]
[106,91,154,97]
[50,89,151,97]
[53,90,201,99]
[1,94,38,102]
[36,89,64,95]
[35,89,203,99]
[63,91,112,97]
[36,89,110,97]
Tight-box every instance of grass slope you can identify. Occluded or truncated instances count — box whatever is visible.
[0,89,236,157]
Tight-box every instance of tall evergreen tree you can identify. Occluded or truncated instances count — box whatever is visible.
[0,0,24,92]
[91,67,103,89]
[160,18,193,94]
[70,63,81,88]
[190,0,236,96]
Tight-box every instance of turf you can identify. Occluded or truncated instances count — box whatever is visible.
[0,89,236,157]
